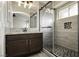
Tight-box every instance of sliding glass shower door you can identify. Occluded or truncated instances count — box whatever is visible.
[40,2,54,53]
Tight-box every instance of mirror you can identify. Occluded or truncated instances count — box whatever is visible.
[12,12,29,32]
[30,13,37,28]
[6,1,38,33]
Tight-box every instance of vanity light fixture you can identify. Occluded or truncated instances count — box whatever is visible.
[18,1,33,9]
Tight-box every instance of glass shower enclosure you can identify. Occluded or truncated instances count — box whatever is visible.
[39,1,78,57]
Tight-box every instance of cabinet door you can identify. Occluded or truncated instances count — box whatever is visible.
[30,37,43,53]
[6,39,29,57]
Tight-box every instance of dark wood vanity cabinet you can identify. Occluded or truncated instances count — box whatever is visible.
[6,39,29,56]
[30,38,43,53]
[6,33,43,57]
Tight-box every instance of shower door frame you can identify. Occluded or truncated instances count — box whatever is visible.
[39,1,55,54]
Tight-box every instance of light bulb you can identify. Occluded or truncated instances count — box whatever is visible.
[28,3,32,9]
[18,1,21,6]
[24,2,27,8]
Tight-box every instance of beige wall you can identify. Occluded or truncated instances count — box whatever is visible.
[54,15,78,52]
[0,2,7,56]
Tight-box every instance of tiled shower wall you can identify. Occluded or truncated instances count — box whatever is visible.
[54,15,78,52]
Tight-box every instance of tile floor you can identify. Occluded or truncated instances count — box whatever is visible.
[29,44,79,57]
[29,51,49,57]
[54,44,78,57]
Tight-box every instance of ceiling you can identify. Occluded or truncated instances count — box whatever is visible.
[11,1,69,16]
[11,1,48,16]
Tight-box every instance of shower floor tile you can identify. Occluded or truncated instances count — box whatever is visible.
[53,44,78,57]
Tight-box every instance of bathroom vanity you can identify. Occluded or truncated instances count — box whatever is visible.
[5,32,43,57]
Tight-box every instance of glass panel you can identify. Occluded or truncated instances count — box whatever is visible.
[59,8,68,19]
[54,3,78,57]
[40,2,54,53]
[30,14,37,28]
[70,3,78,16]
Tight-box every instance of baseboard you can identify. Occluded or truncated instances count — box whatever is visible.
[43,48,56,57]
